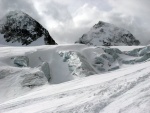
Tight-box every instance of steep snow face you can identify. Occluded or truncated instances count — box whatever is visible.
[76,21,140,46]
[0,11,56,46]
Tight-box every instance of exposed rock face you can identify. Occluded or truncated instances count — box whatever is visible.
[0,11,56,45]
[76,21,140,46]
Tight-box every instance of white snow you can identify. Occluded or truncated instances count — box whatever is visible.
[0,44,150,113]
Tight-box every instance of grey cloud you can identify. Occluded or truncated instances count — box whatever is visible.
[0,0,41,22]
[43,1,72,22]
[107,0,150,45]
[51,26,90,44]
[0,0,150,44]
[105,13,149,44]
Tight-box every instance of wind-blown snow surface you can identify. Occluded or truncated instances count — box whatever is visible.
[0,44,150,113]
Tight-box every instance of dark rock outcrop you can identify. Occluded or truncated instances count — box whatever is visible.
[0,11,56,45]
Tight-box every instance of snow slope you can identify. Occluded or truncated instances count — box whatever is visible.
[0,45,150,113]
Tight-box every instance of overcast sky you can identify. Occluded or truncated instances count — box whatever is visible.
[0,0,150,44]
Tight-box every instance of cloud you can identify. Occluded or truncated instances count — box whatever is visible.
[106,0,150,44]
[32,1,109,44]
[0,0,41,22]
[34,0,72,23]
[48,3,108,44]
[42,0,150,44]
[0,0,149,44]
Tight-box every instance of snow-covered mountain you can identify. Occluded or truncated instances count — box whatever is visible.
[0,10,150,113]
[0,11,56,46]
[0,44,150,113]
[76,21,140,46]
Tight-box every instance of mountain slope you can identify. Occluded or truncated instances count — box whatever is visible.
[0,44,150,103]
[0,11,56,46]
[76,21,140,46]
[0,45,150,113]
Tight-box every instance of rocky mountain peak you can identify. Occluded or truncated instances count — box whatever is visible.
[0,10,56,46]
[76,21,140,46]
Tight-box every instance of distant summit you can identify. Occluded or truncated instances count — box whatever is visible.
[0,10,56,46]
[75,21,140,46]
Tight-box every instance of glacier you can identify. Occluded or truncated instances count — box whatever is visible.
[0,44,150,113]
